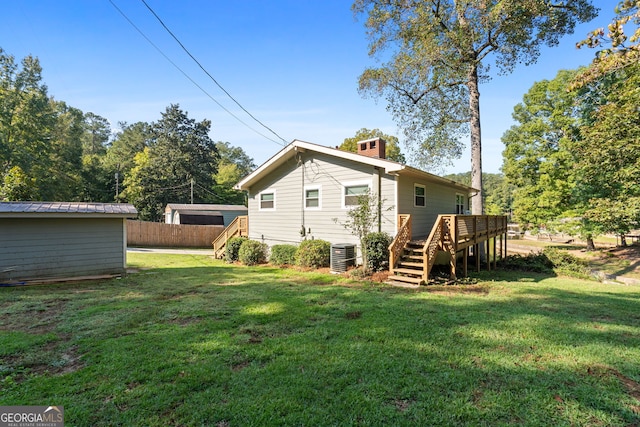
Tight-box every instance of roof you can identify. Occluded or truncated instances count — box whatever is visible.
[165,203,248,212]
[0,202,138,218]
[234,139,476,193]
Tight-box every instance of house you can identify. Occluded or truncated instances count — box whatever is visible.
[0,202,137,284]
[164,203,247,226]
[234,138,475,249]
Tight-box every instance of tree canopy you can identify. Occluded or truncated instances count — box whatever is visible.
[354,0,598,215]
[0,49,255,219]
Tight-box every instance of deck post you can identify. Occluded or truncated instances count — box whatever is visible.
[463,246,468,277]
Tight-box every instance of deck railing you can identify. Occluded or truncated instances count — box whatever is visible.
[389,214,508,281]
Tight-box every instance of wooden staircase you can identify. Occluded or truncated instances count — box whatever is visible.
[212,215,248,258]
[387,240,427,285]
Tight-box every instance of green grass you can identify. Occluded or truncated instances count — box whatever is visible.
[1,253,640,426]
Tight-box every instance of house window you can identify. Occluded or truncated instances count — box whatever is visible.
[414,184,426,207]
[344,183,369,207]
[456,194,465,214]
[259,190,275,210]
[305,186,321,209]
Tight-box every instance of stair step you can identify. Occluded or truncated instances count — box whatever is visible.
[401,254,424,261]
[392,267,424,276]
[387,275,424,285]
[398,261,424,268]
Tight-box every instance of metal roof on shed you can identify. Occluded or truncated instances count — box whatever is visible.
[165,203,247,212]
[0,202,138,217]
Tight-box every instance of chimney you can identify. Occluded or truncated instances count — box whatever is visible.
[356,137,386,159]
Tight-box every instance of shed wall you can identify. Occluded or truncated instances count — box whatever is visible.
[0,218,126,282]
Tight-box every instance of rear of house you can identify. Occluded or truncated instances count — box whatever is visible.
[0,202,137,283]
[234,139,474,250]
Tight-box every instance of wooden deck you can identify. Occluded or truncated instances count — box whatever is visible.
[388,214,508,285]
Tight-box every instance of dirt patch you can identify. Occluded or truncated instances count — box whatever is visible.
[586,364,640,401]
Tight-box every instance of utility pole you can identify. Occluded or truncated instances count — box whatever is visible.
[190,178,194,204]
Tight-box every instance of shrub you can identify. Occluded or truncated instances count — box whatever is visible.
[238,240,268,266]
[500,248,592,279]
[542,247,592,279]
[295,239,331,268]
[363,232,392,272]
[270,244,298,266]
[225,236,248,263]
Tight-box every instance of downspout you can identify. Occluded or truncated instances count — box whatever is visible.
[376,167,382,232]
[299,153,306,239]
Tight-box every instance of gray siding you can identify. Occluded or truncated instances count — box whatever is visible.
[0,218,126,282]
[247,152,396,253]
[397,177,464,239]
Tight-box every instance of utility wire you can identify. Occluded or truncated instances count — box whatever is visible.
[108,0,284,146]
[139,0,289,145]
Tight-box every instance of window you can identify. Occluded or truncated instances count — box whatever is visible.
[344,183,369,207]
[414,184,426,207]
[305,186,321,209]
[456,194,466,214]
[259,190,275,210]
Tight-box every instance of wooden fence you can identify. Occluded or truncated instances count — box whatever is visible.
[127,220,224,248]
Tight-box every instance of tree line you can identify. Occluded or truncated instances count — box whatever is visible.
[0,48,255,222]
[502,2,640,247]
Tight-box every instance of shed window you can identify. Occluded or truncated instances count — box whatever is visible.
[260,191,275,210]
[414,184,426,207]
[456,194,466,214]
[344,184,369,206]
[305,187,321,209]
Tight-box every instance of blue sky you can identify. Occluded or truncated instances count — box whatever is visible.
[1,0,620,175]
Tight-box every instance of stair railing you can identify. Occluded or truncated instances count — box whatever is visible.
[388,214,412,274]
[212,215,248,258]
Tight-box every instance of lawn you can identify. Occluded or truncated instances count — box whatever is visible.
[1,253,640,426]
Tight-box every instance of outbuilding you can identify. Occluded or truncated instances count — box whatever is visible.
[0,202,137,283]
[164,203,247,226]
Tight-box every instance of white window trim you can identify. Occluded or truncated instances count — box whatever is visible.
[455,193,466,214]
[258,189,276,211]
[304,185,322,210]
[414,183,426,208]
[342,180,371,209]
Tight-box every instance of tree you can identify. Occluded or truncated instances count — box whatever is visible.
[570,1,640,245]
[81,112,111,156]
[0,49,56,200]
[353,0,598,217]
[211,141,256,205]
[333,189,387,273]
[575,0,640,85]
[502,69,582,229]
[124,104,219,221]
[340,128,406,163]
[444,171,514,216]
[105,121,152,201]
[573,63,640,244]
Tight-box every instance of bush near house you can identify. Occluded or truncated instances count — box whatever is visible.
[363,232,392,272]
[270,244,298,266]
[238,240,268,266]
[295,239,330,268]
[225,236,248,263]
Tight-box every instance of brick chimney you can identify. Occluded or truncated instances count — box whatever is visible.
[356,137,386,159]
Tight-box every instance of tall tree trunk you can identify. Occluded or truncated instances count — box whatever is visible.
[468,64,483,216]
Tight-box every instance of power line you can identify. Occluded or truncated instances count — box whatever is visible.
[139,0,289,146]
[108,0,285,146]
